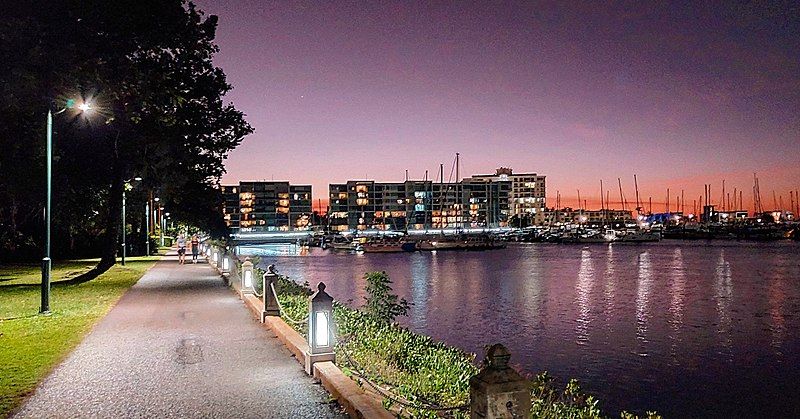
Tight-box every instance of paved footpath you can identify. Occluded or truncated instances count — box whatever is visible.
[14,252,345,419]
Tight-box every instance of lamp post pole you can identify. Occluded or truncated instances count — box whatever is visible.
[40,100,91,314]
[41,110,53,314]
[160,210,165,247]
[145,201,150,256]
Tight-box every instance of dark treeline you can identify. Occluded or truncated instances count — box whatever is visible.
[0,1,252,266]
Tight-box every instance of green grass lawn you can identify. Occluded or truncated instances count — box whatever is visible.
[0,261,96,286]
[0,256,160,417]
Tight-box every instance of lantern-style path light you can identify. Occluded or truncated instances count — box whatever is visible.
[305,282,335,373]
[240,258,254,295]
[211,247,219,266]
[221,250,231,274]
[261,264,280,321]
[469,343,531,418]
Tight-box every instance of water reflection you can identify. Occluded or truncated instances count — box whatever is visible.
[636,251,652,351]
[714,250,733,356]
[668,248,686,358]
[520,246,544,340]
[409,253,430,329]
[575,249,595,345]
[603,245,615,329]
[768,252,786,356]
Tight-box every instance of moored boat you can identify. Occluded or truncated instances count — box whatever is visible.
[560,229,616,244]
[362,236,413,253]
[615,229,661,242]
[328,235,362,251]
[416,234,505,250]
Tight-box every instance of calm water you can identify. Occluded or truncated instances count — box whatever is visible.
[238,241,800,418]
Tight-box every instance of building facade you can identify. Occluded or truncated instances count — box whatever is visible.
[221,185,241,230]
[542,207,633,226]
[221,181,312,232]
[471,167,546,224]
[328,178,511,231]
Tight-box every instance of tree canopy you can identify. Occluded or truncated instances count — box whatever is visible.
[0,1,252,264]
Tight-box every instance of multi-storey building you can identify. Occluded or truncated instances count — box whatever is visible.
[471,167,546,224]
[221,181,312,232]
[543,207,633,226]
[328,177,510,231]
[461,178,511,228]
[221,185,241,230]
[328,181,412,231]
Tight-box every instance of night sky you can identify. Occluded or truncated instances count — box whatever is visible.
[193,1,799,212]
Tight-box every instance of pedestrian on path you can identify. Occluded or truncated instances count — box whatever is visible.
[191,235,200,263]
[177,234,187,264]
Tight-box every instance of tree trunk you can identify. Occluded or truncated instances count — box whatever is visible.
[99,156,123,270]
[9,199,18,252]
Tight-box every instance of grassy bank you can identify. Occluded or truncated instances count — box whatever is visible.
[0,261,96,286]
[0,256,159,417]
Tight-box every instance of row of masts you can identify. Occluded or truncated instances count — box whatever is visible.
[397,153,797,222]
[552,173,798,218]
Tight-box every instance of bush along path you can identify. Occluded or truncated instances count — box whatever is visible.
[263,267,662,419]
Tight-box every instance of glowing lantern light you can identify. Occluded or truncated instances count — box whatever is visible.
[305,282,335,373]
[241,258,254,293]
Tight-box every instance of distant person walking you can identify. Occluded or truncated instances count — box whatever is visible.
[177,234,187,264]
[191,235,200,263]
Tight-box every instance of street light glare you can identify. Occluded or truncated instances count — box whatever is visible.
[78,102,92,112]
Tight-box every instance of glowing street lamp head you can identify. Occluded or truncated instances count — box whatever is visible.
[78,102,92,112]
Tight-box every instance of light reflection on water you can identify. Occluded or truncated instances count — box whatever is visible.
[575,249,594,345]
[636,251,652,351]
[668,248,685,360]
[715,250,733,357]
[240,241,800,418]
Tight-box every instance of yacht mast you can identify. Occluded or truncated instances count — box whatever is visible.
[600,180,605,227]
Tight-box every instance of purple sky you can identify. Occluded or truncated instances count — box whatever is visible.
[194,1,799,212]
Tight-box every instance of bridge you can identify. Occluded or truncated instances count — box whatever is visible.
[230,230,315,245]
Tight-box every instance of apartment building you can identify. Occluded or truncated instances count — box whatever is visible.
[328,177,510,231]
[221,181,312,232]
[471,167,546,224]
[543,207,633,226]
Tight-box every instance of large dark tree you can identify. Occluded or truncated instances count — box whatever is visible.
[0,1,252,266]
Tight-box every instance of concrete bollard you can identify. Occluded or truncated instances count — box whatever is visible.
[261,264,280,322]
[469,344,531,419]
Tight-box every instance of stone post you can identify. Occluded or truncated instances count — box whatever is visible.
[261,264,280,322]
[469,344,531,419]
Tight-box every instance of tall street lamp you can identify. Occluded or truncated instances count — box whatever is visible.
[42,99,92,314]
